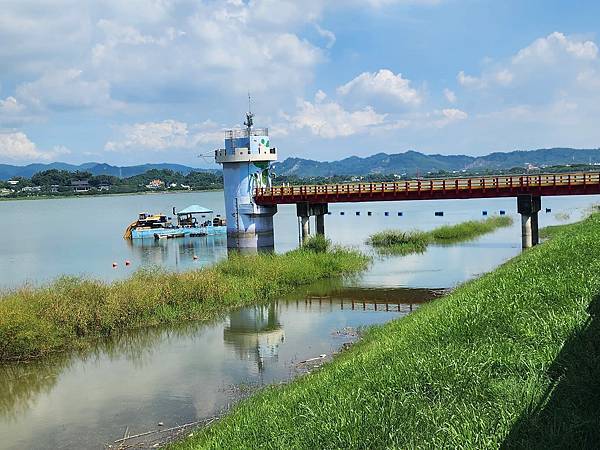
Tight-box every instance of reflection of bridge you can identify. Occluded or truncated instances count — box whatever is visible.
[255,172,600,248]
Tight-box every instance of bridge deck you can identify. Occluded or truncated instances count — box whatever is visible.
[254,172,600,205]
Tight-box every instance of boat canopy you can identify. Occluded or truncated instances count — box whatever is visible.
[176,205,213,215]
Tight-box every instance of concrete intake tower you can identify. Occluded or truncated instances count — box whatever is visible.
[215,111,278,249]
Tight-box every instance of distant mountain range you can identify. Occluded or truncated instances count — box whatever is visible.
[272,148,600,177]
[2,147,600,180]
[0,162,214,180]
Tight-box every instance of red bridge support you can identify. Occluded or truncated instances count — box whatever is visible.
[296,203,328,244]
[517,195,541,249]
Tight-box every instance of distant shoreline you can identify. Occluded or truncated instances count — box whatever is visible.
[0,188,224,203]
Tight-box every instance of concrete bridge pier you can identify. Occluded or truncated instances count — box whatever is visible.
[299,215,310,242]
[517,194,541,249]
[296,203,329,244]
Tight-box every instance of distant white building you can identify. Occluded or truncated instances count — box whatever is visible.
[21,186,41,193]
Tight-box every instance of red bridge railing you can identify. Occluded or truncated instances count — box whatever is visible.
[254,172,600,205]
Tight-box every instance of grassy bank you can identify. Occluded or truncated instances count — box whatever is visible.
[174,213,600,449]
[367,215,513,254]
[0,237,369,361]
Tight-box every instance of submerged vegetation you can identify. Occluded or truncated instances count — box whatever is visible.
[0,237,369,361]
[173,213,600,449]
[367,215,513,255]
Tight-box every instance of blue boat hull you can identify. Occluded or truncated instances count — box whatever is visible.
[131,225,227,239]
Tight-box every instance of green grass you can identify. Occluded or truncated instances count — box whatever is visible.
[539,223,570,239]
[367,215,513,255]
[0,236,369,361]
[365,229,430,255]
[172,213,600,449]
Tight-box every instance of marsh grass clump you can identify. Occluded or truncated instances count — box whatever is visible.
[0,245,370,361]
[429,215,513,243]
[367,215,513,255]
[302,234,331,253]
[366,230,429,255]
[173,213,600,449]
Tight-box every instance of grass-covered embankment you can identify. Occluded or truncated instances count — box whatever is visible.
[367,215,513,255]
[174,213,600,449]
[0,236,369,361]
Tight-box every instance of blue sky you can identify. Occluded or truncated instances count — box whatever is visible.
[2,0,600,167]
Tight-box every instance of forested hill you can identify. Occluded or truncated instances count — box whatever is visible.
[2,147,600,180]
[272,148,600,177]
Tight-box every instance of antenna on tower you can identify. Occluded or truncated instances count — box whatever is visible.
[244,92,254,134]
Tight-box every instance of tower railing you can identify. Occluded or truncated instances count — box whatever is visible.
[224,128,269,140]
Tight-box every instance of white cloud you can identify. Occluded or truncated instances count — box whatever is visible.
[494,69,514,86]
[434,108,468,127]
[315,24,336,49]
[459,32,599,92]
[457,70,484,88]
[0,96,25,114]
[0,96,31,126]
[105,120,223,152]
[290,93,386,138]
[0,132,70,162]
[513,32,598,65]
[443,88,457,103]
[16,69,119,111]
[337,69,421,106]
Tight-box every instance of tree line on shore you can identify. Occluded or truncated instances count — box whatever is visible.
[0,168,224,198]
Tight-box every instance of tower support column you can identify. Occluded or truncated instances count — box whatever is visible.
[517,194,541,249]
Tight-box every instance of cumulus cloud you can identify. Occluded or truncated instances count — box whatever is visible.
[434,108,468,127]
[513,32,598,65]
[290,92,386,138]
[0,132,70,162]
[315,24,336,49]
[443,88,457,103]
[458,32,600,92]
[16,69,119,111]
[457,70,485,88]
[105,120,223,152]
[0,96,25,114]
[337,69,421,106]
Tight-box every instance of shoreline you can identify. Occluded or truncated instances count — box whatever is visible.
[172,213,600,448]
[0,237,369,361]
[0,188,224,203]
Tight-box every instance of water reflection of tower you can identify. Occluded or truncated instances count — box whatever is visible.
[223,303,284,374]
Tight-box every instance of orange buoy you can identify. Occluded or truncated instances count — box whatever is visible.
[125,260,131,266]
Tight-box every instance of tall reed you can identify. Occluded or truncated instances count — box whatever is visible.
[367,215,513,255]
[0,237,369,361]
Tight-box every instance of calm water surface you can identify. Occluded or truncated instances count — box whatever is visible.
[0,191,596,288]
[0,191,598,449]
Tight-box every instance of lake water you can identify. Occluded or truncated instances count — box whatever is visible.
[0,191,598,449]
[0,191,596,289]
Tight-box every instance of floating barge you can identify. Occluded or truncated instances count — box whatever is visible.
[123,205,226,239]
